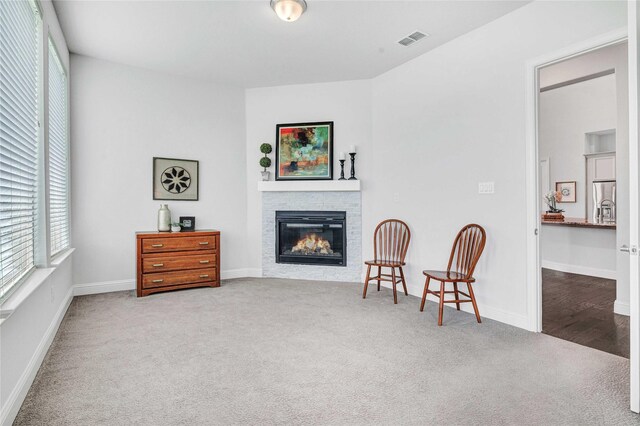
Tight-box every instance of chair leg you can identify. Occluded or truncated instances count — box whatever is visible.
[362,265,371,299]
[453,282,460,311]
[420,276,430,312]
[438,281,445,326]
[377,266,381,291]
[467,282,482,323]
[399,266,408,296]
[391,267,398,304]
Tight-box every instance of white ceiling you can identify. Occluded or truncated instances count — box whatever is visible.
[53,0,530,88]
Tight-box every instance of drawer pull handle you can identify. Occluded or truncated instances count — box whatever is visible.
[152,279,164,283]
[152,263,164,267]
[199,241,209,245]
[151,244,163,248]
[199,260,210,264]
[199,274,209,278]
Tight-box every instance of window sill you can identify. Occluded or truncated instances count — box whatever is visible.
[0,248,75,324]
[51,247,75,267]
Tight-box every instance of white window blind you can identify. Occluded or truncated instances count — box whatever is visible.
[48,40,69,256]
[0,0,40,299]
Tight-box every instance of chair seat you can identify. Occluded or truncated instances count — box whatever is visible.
[365,259,406,267]
[422,270,474,282]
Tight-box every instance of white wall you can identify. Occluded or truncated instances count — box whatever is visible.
[539,74,617,217]
[0,257,73,425]
[367,0,626,328]
[245,80,372,276]
[70,55,248,288]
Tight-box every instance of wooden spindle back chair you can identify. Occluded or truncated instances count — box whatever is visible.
[448,224,486,280]
[420,224,486,325]
[374,219,411,264]
[362,219,411,304]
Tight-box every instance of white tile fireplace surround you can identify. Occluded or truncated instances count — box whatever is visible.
[261,185,362,282]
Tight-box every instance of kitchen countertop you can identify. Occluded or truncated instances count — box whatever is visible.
[541,216,616,229]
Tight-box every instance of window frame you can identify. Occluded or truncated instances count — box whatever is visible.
[0,0,44,302]
[0,0,73,304]
[47,36,70,258]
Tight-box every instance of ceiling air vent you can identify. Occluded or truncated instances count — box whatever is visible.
[397,30,429,47]
[398,37,415,47]
[408,31,427,41]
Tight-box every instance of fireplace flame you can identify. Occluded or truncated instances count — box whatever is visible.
[291,234,334,255]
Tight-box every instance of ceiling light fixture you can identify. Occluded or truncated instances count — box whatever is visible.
[271,0,307,22]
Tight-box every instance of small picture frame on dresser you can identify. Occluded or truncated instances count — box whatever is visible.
[180,216,195,231]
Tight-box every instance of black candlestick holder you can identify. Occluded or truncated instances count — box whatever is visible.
[338,159,346,180]
[348,153,357,180]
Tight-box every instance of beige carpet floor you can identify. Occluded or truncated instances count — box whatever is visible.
[14,278,640,425]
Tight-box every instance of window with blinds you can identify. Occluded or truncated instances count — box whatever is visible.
[48,40,69,256]
[0,0,41,299]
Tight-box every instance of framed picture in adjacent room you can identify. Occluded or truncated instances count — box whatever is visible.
[275,121,333,181]
[153,157,199,201]
[556,181,576,203]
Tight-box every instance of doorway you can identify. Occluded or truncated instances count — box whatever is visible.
[536,42,629,358]
[525,26,640,413]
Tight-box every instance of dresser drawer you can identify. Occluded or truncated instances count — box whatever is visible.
[142,254,216,273]
[142,267,217,289]
[142,235,216,253]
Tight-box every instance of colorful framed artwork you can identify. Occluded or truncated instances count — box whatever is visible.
[275,121,333,180]
[555,181,576,203]
[153,157,199,201]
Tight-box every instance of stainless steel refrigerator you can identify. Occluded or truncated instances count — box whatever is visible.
[592,180,616,223]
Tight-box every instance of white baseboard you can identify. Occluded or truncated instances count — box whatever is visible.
[541,260,616,280]
[74,279,134,296]
[221,268,262,279]
[374,282,529,330]
[0,287,73,426]
[420,294,530,330]
[245,268,263,278]
[614,299,630,316]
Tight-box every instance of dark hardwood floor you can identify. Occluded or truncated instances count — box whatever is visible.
[542,268,629,358]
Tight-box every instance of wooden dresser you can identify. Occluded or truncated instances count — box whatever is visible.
[136,230,220,297]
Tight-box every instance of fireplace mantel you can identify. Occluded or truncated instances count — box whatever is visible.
[257,180,361,192]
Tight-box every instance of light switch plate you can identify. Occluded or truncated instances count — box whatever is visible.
[478,182,495,194]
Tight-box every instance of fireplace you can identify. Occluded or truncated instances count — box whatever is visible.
[276,211,346,266]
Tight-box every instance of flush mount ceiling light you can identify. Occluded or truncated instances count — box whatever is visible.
[271,0,307,22]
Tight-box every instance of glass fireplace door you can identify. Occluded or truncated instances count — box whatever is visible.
[276,211,346,266]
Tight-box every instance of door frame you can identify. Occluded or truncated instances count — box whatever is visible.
[627,1,640,413]
[525,27,628,333]
[525,25,639,413]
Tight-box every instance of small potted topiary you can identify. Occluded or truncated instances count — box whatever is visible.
[260,143,273,181]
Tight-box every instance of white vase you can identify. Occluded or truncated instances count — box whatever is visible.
[171,225,181,232]
[261,170,270,181]
[158,204,171,232]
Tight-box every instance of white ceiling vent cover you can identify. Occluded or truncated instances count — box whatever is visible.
[398,37,415,46]
[397,30,429,47]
